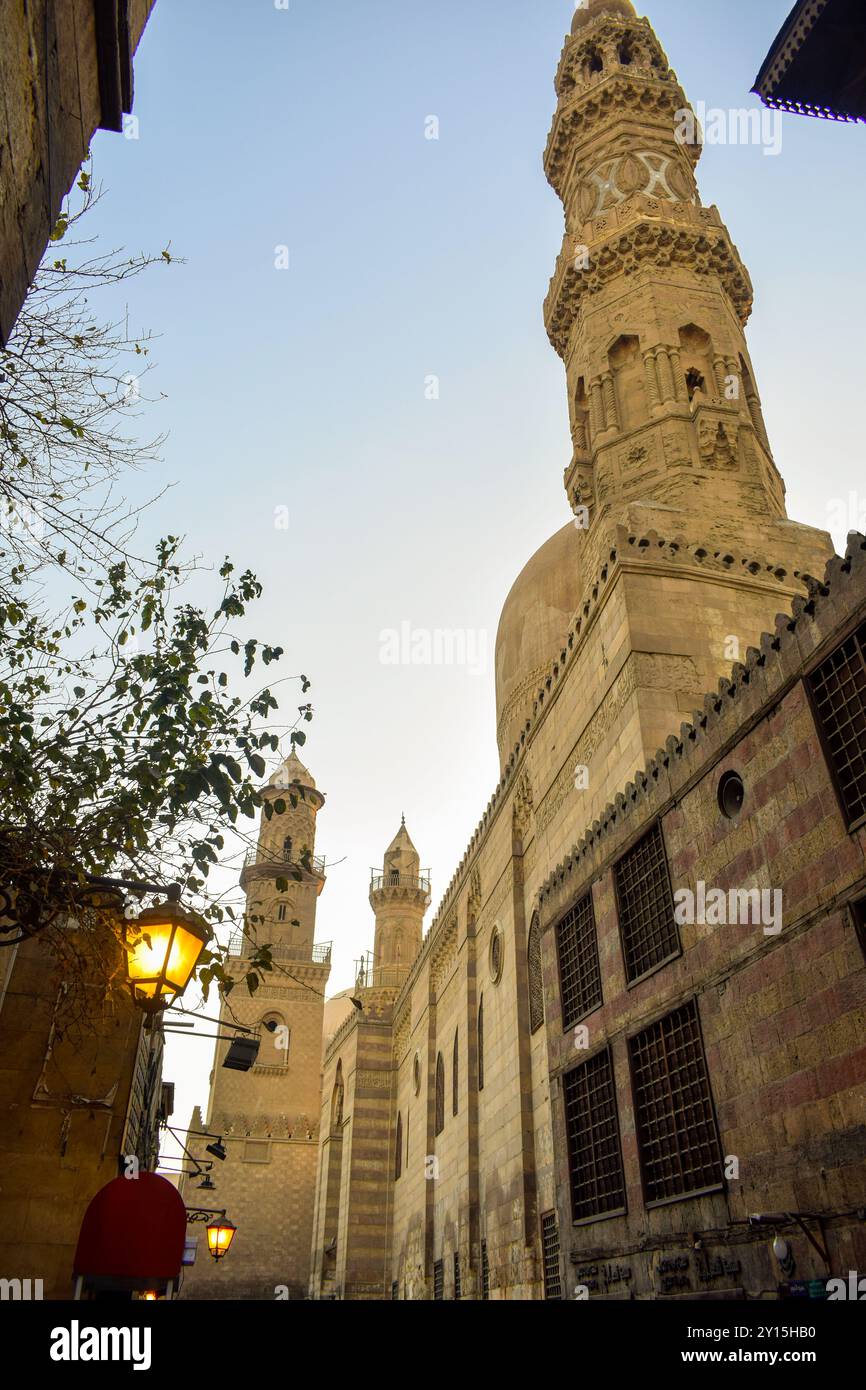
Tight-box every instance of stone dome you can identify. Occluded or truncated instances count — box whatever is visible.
[384,818,420,874]
[268,748,316,790]
[495,521,584,767]
[571,0,637,33]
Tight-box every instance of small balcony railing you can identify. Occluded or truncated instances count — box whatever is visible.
[243,849,326,877]
[370,870,431,894]
[227,930,332,965]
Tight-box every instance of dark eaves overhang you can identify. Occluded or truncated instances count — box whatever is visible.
[94,0,134,133]
[752,0,866,123]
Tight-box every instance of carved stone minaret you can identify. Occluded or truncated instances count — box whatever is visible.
[543,0,825,578]
[240,748,326,959]
[496,0,834,807]
[368,819,430,991]
[180,749,331,1301]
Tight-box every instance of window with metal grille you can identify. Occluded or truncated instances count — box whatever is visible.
[478,997,484,1091]
[629,999,723,1205]
[394,1111,403,1180]
[433,1260,444,1300]
[481,1241,490,1300]
[809,622,866,830]
[614,822,679,983]
[563,1047,626,1222]
[540,1212,563,1300]
[391,1280,399,1301]
[528,913,544,1032]
[434,1053,445,1136]
[556,891,602,1029]
[453,1252,461,1300]
[452,1029,458,1115]
[853,897,866,966]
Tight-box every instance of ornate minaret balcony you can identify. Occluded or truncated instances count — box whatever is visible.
[240,846,327,895]
[368,867,431,907]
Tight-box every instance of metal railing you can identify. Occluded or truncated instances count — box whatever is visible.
[370,871,431,894]
[243,849,326,877]
[227,930,332,965]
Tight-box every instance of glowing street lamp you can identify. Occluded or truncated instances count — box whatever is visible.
[123,899,211,1014]
[206,1218,237,1262]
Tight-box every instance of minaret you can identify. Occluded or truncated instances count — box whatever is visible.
[240,748,326,958]
[180,747,331,1301]
[368,819,429,990]
[543,1,828,578]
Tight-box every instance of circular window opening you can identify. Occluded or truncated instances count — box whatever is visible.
[412,1052,421,1095]
[718,771,745,820]
[489,925,504,984]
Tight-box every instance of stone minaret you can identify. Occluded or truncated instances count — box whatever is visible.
[180,749,331,1301]
[368,819,429,991]
[543,0,831,583]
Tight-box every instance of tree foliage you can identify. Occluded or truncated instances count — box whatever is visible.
[0,163,309,1020]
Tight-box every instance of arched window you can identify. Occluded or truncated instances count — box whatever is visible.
[686,367,705,400]
[478,997,485,1092]
[585,46,603,77]
[260,1011,289,1067]
[282,835,293,863]
[394,1111,403,1180]
[452,1030,459,1115]
[331,1060,344,1130]
[618,36,636,65]
[277,903,287,922]
[528,913,544,1033]
[434,1053,445,1135]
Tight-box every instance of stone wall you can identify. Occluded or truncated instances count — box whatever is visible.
[0,0,154,344]
[0,936,151,1298]
[538,535,866,1298]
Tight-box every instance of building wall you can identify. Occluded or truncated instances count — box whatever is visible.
[0,0,154,345]
[538,536,866,1298]
[180,954,330,1301]
[309,531,865,1300]
[0,935,157,1299]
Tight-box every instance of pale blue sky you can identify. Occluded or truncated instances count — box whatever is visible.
[79,0,866,1144]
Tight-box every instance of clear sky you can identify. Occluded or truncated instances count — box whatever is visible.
[79,0,866,1150]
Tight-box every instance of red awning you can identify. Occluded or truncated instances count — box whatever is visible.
[74,1172,187,1282]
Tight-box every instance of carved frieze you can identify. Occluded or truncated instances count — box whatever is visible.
[536,652,703,834]
[579,150,695,220]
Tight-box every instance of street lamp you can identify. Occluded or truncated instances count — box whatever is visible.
[206,1218,237,1262]
[123,899,211,1014]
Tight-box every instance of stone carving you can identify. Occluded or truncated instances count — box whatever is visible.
[536,651,702,834]
[393,1006,411,1062]
[582,151,692,220]
[621,440,652,473]
[545,219,753,355]
[467,866,482,923]
[513,770,534,840]
[355,1070,393,1091]
[699,419,738,469]
[430,915,458,997]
